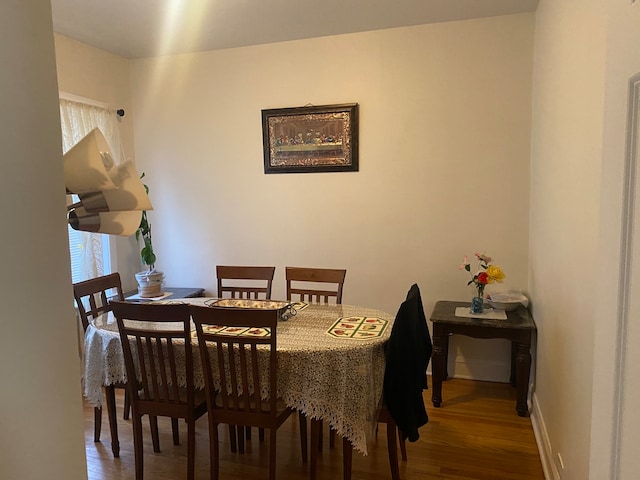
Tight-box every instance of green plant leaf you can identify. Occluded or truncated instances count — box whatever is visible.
[136,172,155,269]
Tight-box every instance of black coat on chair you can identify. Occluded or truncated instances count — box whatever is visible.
[383,283,433,442]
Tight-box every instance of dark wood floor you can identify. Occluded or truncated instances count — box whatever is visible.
[84,378,544,480]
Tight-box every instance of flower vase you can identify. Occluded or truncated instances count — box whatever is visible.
[470,296,484,315]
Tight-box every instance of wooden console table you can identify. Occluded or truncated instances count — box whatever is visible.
[429,300,535,417]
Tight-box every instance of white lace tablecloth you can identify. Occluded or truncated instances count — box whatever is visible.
[82,298,394,455]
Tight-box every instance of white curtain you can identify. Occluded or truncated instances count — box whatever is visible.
[60,98,124,281]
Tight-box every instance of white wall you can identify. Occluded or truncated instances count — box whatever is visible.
[0,3,87,479]
[530,0,640,479]
[129,14,534,381]
[591,1,640,479]
[54,34,141,292]
[529,0,606,477]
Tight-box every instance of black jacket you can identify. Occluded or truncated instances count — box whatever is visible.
[383,283,433,442]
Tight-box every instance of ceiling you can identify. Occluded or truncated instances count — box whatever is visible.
[50,0,539,59]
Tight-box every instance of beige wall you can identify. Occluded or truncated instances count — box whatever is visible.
[592,1,640,479]
[0,3,87,479]
[531,0,640,479]
[54,33,141,291]
[129,14,534,381]
[529,0,606,478]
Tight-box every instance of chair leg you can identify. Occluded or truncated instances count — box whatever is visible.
[299,412,308,463]
[259,427,265,442]
[150,416,160,453]
[94,406,102,442]
[330,427,336,448]
[386,422,400,480]
[228,424,237,453]
[172,418,180,445]
[187,419,196,480]
[342,436,353,480]
[123,390,131,420]
[245,425,252,441]
[133,415,144,480]
[269,428,277,480]
[104,385,120,457]
[398,429,407,461]
[310,419,320,480]
[238,425,246,454]
[210,422,220,480]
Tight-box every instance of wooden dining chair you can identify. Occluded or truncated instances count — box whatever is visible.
[216,265,275,300]
[333,283,432,480]
[110,301,208,480]
[216,265,276,450]
[285,266,346,304]
[324,406,404,480]
[73,272,127,457]
[191,304,296,480]
[285,266,347,457]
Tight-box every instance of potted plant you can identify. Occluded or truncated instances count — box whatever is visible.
[134,173,164,297]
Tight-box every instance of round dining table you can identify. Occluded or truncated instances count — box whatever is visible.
[83,297,394,455]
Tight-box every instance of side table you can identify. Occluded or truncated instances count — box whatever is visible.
[429,300,535,417]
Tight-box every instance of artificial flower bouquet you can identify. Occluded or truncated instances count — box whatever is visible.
[459,253,506,298]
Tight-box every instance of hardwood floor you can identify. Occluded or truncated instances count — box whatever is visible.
[84,378,544,479]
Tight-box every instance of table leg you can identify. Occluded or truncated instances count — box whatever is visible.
[104,385,120,457]
[443,333,450,380]
[515,342,532,417]
[431,325,446,408]
[510,341,517,386]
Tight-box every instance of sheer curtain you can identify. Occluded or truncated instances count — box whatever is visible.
[60,97,125,282]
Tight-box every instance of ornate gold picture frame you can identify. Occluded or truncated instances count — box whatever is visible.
[261,103,359,174]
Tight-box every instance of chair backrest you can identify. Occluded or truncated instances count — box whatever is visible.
[191,304,279,426]
[383,284,433,442]
[110,301,195,418]
[216,265,276,300]
[73,272,124,331]
[285,267,346,304]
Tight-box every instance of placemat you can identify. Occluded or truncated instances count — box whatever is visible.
[454,306,507,320]
[326,316,388,339]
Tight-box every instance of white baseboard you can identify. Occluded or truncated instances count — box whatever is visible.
[531,392,559,480]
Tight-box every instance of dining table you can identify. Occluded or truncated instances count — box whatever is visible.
[82,297,395,456]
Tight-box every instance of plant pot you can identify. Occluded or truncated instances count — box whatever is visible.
[135,270,165,298]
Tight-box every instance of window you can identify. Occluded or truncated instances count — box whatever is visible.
[67,221,112,284]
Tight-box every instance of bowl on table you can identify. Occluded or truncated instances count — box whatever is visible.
[486,291,528,311]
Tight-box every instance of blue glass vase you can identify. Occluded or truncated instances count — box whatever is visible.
[470,296,484,314]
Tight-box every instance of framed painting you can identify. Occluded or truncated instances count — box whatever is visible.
[261,103,359,174]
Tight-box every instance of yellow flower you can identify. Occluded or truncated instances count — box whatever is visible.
[486,265,505,283]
